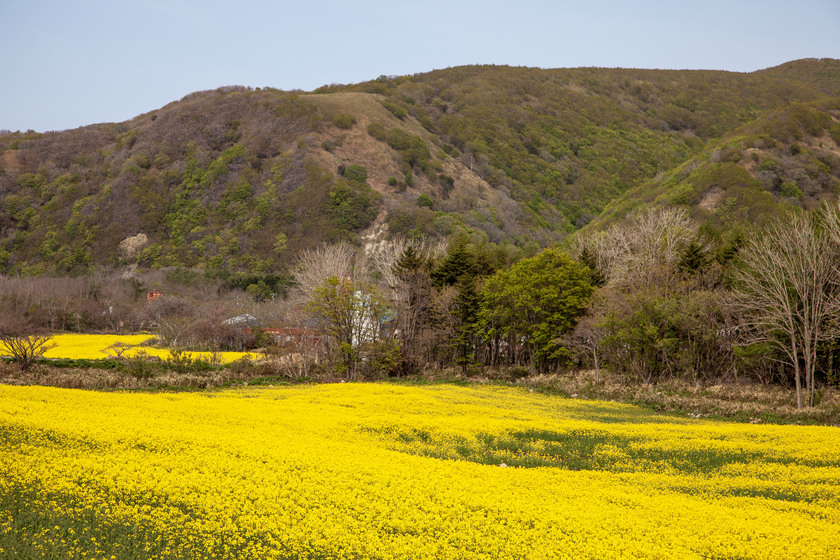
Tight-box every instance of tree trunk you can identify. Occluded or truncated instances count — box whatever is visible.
[792,338,804,410]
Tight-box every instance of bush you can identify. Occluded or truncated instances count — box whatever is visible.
[508,366,531,380]
[385,128,412,151]
[367,122,386,140]
[382,100,407,120]
[332,114,356,129]
[779,182,803,198]
[45,358,124,370]
[0,318,54,371]
[417,193,434,208]
[356,339,402,379]
[442,144,459,157]
[343,164,368,184]
[123,351,157,380]
[228,357,255,375]
[167,348,194,373]
[328,180,381,231]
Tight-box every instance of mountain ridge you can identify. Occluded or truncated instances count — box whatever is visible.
[1,59,838,275]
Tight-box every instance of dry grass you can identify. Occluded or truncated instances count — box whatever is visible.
[302,92,397,124]
[302,92,504,218]
[513,370,840,426]
[303,92,433,193]
[0,361,261,391]
[395,366,840,426]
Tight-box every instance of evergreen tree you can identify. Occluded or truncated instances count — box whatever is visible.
[391,245,433,365]
[431,243,477,287]
[579,245,606,286]
[393,245,425,278]
[454,274,480,374]
[678,239,708,274]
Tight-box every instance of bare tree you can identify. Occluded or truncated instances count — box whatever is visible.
[567,311,607,382]
[730,211,840,408]
[141,296,196,347]
[366,237,446,365]
[366,236,447,292]
[291,242,356,300]
[574,207,698,291]
[0,317,54,371]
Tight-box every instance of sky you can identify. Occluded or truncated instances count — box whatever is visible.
[1,0,838,132]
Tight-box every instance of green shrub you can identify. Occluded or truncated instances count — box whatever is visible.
[332,114,356,129]
[779,182,803,198]
[356,339,402,379]
[758,158,779,172]
[417,194,434,208]
[343,164,368,184]
[367,122,386,140]
[385,128,412,151]
[167,348,194,373]
[329,180,381,231]
[442,144,459,157]
[123,351,157,380]
[382,100,407,120]
[508,366,531,380]
[830,123,840,145]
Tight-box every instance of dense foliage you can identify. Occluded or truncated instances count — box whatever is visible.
[479,249,592,371]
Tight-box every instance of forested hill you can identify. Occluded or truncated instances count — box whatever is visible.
[0,58,838,275]
[588,96,840,240]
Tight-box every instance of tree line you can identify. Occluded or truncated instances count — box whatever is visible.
[295,204,840,410]
[3,204,840,409]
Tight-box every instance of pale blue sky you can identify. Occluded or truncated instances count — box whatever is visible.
[1,0,838,132]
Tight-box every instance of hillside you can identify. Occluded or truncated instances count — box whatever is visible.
[587,96,840,241]
[333,60,839,224]
[0,59,838,274]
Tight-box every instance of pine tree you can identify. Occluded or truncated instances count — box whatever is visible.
[454,274,480,374]
[579,245,606,286]
[431,243,477,287]
[678,239,708,274]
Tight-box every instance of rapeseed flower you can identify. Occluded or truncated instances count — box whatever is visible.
[0,383,837,559]
[13,333,260,364]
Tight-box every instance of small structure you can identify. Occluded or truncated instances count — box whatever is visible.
[147,289,163,301]
[223,314,259,328]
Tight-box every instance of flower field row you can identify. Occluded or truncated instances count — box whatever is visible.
[34,333,258,364]
[1,383,838,559]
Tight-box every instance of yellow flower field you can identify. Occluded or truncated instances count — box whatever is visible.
[0,383,838,559]
[36,333,259,364]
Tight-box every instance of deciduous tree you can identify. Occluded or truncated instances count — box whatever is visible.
[478,249,592,372]
[292,242,356,300]
[730,210,840,408]
[0,317,54,371]
[306,276,390,378]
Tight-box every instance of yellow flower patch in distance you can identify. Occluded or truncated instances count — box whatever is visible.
[0,383,838,559]
[36,333,258,363]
